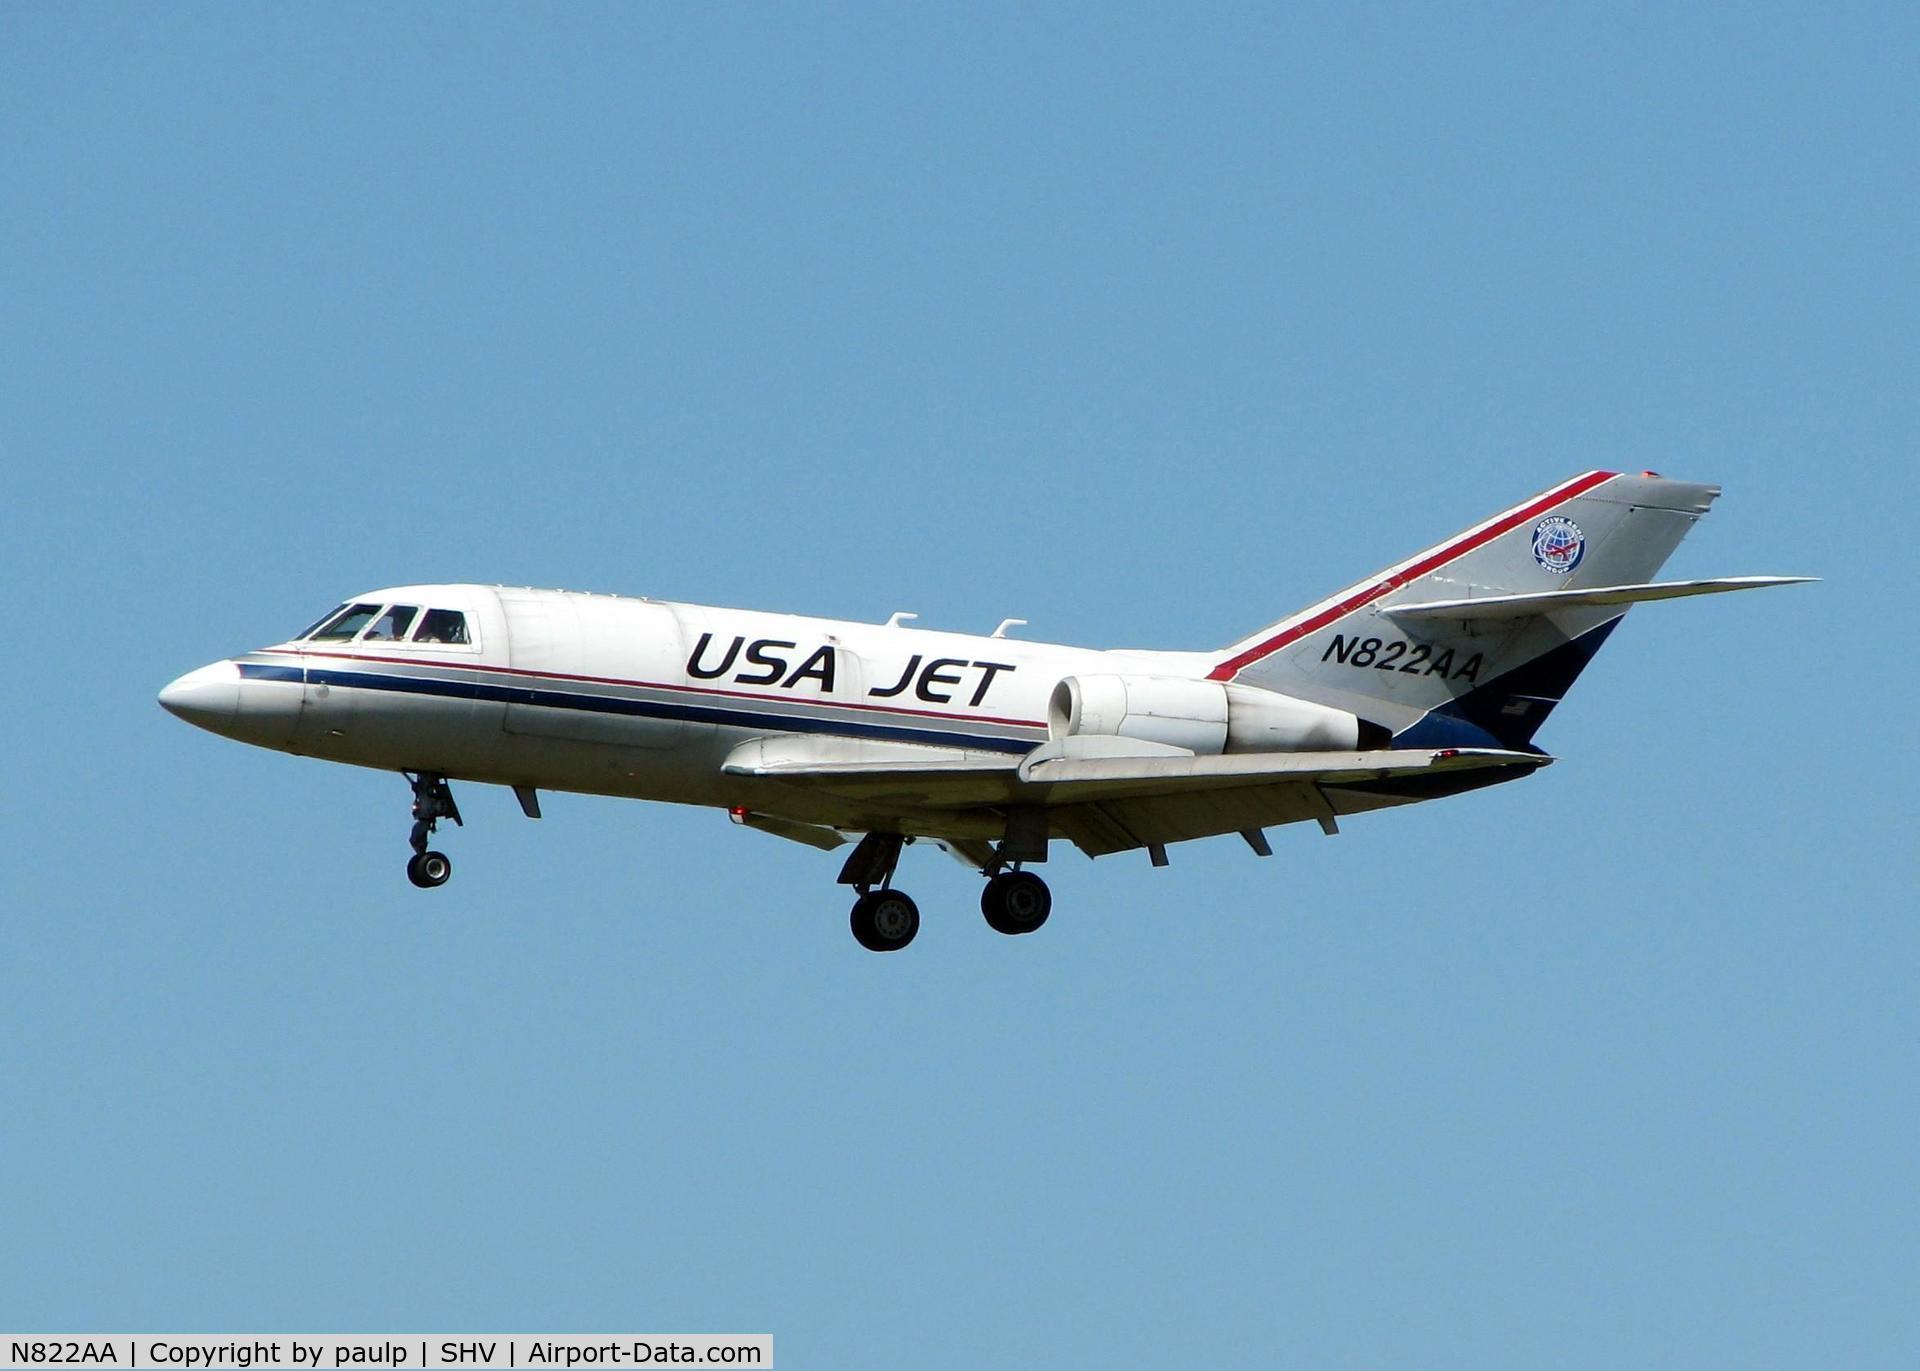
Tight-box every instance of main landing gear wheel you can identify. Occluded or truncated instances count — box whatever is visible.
[407,851,452,888]
[981,870,1051,935]
[850,889,921,952]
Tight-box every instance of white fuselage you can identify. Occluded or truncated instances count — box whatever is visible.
[161,584,1216,840]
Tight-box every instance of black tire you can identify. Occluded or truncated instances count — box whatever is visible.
[407,850,452,888]
[850,889,920,951]
[981,870,1051,935]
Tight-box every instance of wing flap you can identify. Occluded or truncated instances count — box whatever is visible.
[1052,785,1335,856]
[1383,575,1814,622]
[1015,746,1545,804]
[728,809,848,850]
[1044,752,1547,857]
[1034,748,1547,855]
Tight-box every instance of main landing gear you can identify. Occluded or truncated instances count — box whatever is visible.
[404,772,461,888]
[839,833,921,952]
[836,832,1053,951]
[850,888,922,953]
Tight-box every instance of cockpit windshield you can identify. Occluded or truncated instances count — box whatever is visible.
[307,603,383,641]
[295,604,347,640]
[296,602,471,645]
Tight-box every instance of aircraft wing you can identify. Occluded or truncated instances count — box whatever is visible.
[724,737,1546,859]
[1015,747,1546,856]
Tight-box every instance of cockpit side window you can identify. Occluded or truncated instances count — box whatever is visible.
[412,609,470,644]
[309,603,382,642]
[363,605,420,642]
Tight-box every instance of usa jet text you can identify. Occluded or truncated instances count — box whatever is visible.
[687,634,1017,707]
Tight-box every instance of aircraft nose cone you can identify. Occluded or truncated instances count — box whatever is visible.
[158,661,241,731]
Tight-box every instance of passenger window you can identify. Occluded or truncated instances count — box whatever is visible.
[362,605,420,642]
[310,603,382,642]
[412,609,470,645]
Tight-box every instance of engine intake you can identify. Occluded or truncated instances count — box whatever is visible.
[1047,674,1378,754]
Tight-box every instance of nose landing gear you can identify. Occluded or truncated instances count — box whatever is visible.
[406,849,452,888]
[404,772,461,888]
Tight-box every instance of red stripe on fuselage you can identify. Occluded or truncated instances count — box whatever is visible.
[1206,471,1618,681]
[252,648,1050,732]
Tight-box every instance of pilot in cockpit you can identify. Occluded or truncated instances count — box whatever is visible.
[363,605,417,642]
[298,602,468,646]
[412,608,469,644]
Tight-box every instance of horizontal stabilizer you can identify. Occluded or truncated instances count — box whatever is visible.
[1383,576,1814,622]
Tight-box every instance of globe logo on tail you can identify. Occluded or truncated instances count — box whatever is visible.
[1531,516,1585,574]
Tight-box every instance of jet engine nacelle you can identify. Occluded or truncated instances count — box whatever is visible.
[1046,674,1372,755]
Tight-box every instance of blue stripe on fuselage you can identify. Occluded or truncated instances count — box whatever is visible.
[240,662,1039,754]
[241,664,306,684]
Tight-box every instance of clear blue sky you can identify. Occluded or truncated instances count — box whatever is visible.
[3,4,1913,1366]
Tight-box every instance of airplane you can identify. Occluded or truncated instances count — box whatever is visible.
[159,471,1809,951]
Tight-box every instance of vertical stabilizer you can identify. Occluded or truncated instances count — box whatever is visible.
[1215,473,1721,749]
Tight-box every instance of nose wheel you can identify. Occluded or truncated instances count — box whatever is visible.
[407,850,452,888]
[404,772,461,889]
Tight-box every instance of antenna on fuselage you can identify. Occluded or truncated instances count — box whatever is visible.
[990,618,1027,638]
[884,611,919,628]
